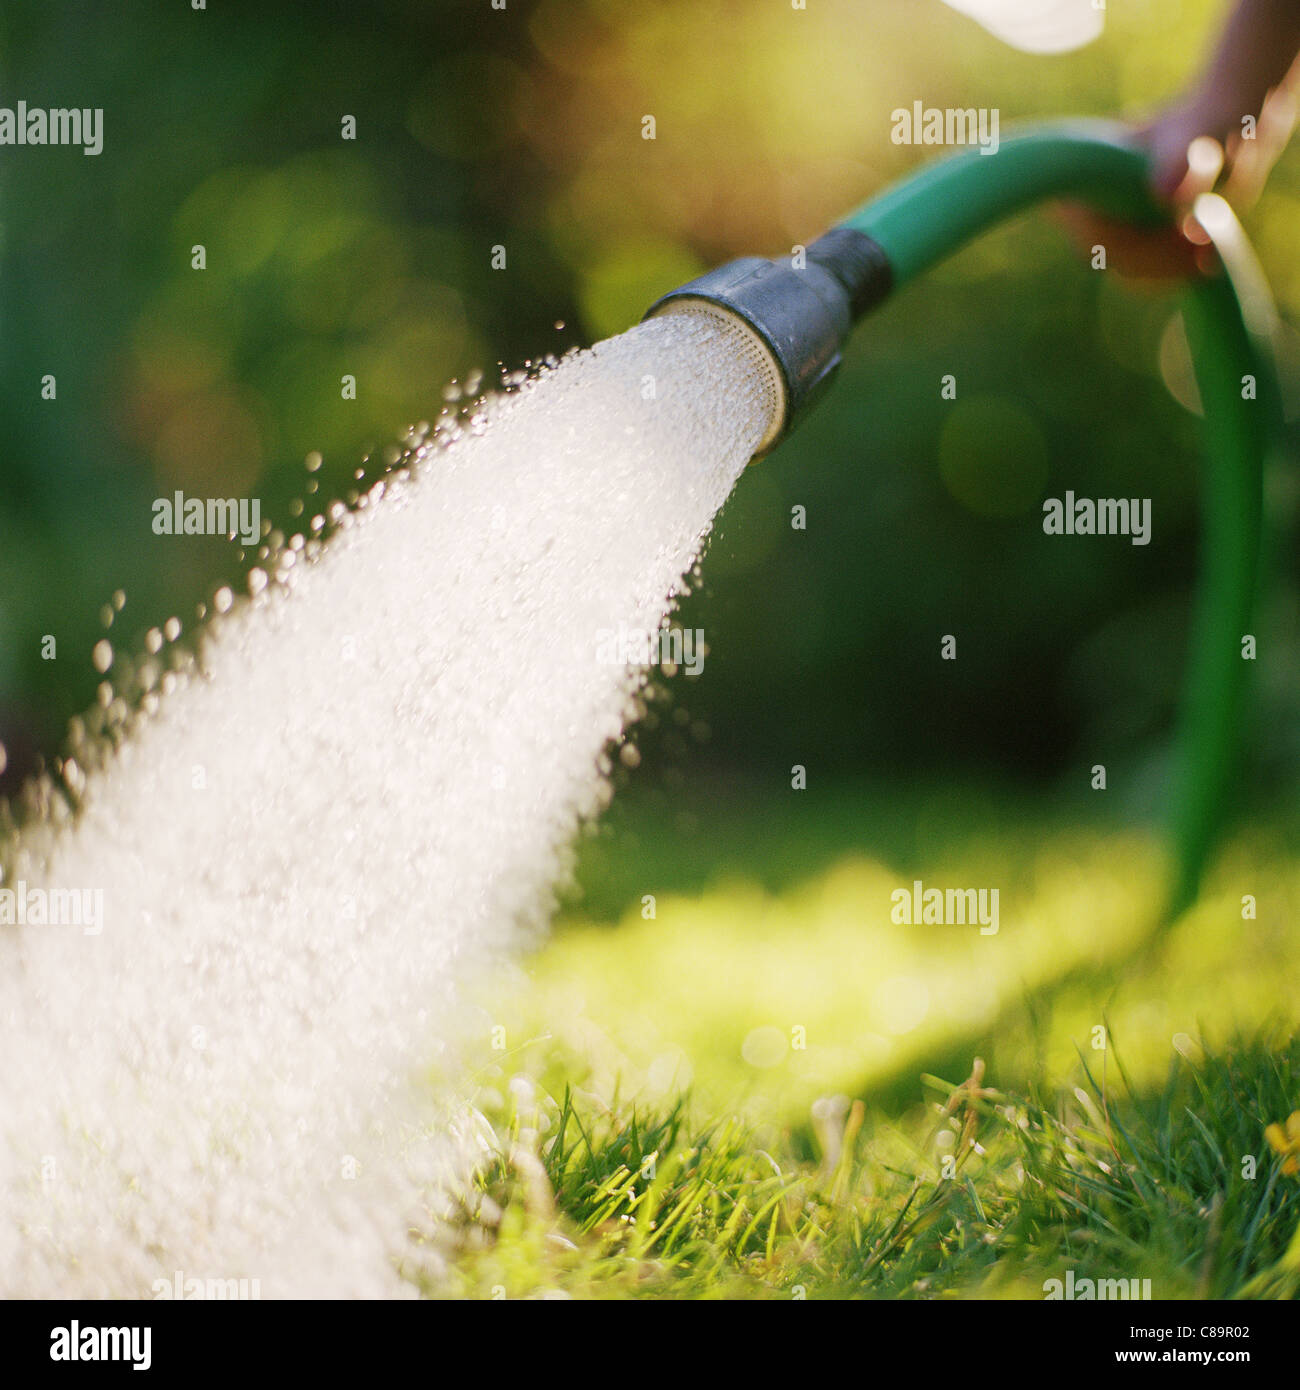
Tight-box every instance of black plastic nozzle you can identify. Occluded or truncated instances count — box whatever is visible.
[642,227,891,456]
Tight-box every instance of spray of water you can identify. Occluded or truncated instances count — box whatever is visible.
[0,312,770,1297]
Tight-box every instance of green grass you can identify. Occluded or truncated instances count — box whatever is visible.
[430,784,1300,1299]
[433,1035,1300,1300]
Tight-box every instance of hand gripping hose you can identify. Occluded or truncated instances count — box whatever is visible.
[647,121,1276,919]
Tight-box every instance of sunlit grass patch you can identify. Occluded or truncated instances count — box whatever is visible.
[437,1034,1300,1300]
[441,794,1299,1298]
[498,825,1294,1116]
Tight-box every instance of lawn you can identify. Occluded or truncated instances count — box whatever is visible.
[429,781,1300,1299]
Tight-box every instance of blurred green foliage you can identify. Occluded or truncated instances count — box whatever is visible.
[0,0,1295,808]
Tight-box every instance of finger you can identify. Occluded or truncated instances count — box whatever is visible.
[1175,135,1226,201]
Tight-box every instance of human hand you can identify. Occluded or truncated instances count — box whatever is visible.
[1058,60,1297,280]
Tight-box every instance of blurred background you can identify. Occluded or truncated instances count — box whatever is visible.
[0,0,1296,827]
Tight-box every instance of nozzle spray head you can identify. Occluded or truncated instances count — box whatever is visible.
[642,228,891,456]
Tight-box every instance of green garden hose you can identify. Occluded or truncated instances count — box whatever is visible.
[648,121,1275,919]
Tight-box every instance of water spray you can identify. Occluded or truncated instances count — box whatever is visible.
[647,122,1276,917]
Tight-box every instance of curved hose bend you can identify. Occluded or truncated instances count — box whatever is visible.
[838,123,1271,919]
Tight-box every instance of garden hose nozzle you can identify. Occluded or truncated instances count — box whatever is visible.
[643,229,891,454]
[644,123,1170,460]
